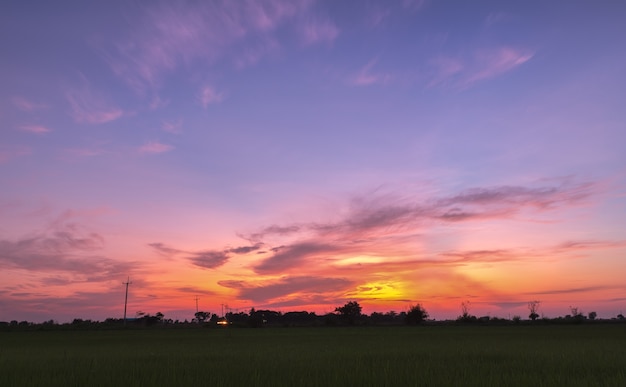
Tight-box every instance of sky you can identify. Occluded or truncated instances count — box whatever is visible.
[1,0,625,323]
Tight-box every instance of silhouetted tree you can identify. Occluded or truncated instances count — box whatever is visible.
[528,300,541,321]
[195,311,210,323]
[568,306,584,323]
[335,301,362,325]
[405,304,429,325]
[248,308,265,328]
[588,311,597,320]
[457,300,476,322]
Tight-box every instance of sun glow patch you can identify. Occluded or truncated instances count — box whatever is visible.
[334,255,384,266]
[352,281,404,300]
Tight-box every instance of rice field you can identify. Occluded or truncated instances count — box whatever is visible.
[1,325,625,386]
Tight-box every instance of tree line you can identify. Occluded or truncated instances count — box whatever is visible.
[2,301,624,330]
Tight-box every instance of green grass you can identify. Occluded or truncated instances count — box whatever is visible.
[1,325,625,386]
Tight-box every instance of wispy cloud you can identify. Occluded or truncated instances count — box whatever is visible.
[300,17,339,45]
[464,47,534,85]
[254,242,336,274]
[0,219,132,283]
[527,286,612,296]
[148,241,262,269]
[242,179,596,274]
[138,141,173,154]
[429,46,534,89]
[19,125,52,134]
[162,119,183,134]
[218,275,353,303]
[350,59,391,86]
[65,76,124,124]
[198,86,223,108]
[99,1,313,93]
[12,97,48,112]
[187,251,230,269]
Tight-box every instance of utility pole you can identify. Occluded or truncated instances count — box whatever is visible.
[123,277,132,326]
[194,296,199,313]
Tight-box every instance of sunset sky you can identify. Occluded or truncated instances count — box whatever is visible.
[1,0,625,323]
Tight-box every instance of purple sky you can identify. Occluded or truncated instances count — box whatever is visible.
[1,0,626,323]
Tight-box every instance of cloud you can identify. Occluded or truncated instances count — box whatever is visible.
[429,46,534,89]
[552,240,626,252]
[254,242,336,274]
[148,241,262,269]
[243,224,302,243]
[198,86,223,108]
[12,97,48,112]
[527,286,611,296]
[162,119,183,134]
[187,251,230,269]
[138,141,173,154]
[0,220,133,283]
[464,47,534,85]
[175,286,217,296]
[218,275,353,303]
[300,17,339,45]
[148,242,184,257]
[246,179,596,273]
[350,59,391,86]
[228,243,263,254]
[99,0,313,93]
[65,76,124,124]
[19,125,52,134]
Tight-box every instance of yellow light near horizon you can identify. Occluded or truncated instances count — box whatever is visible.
[353,281,405,300]
[334,255,384,266]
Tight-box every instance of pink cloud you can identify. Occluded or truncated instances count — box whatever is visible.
[350,59,391,86]
[101,1,312,93]
[138,141,173,154]
[219,275,353,303]
[300,18,340,45]
[199,86,223,108]
[12,97,48,112]
[244,0,310,31]
[429,46,533,89]
[233,37,280,69]
[65,76,124,124]
[464,47,534,85]
[238,179,596,275]
[162,119,183,134]
[19,125,52,134]
[149,95,170,110]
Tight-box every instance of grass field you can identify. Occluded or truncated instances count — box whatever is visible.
[1,325,625,386]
